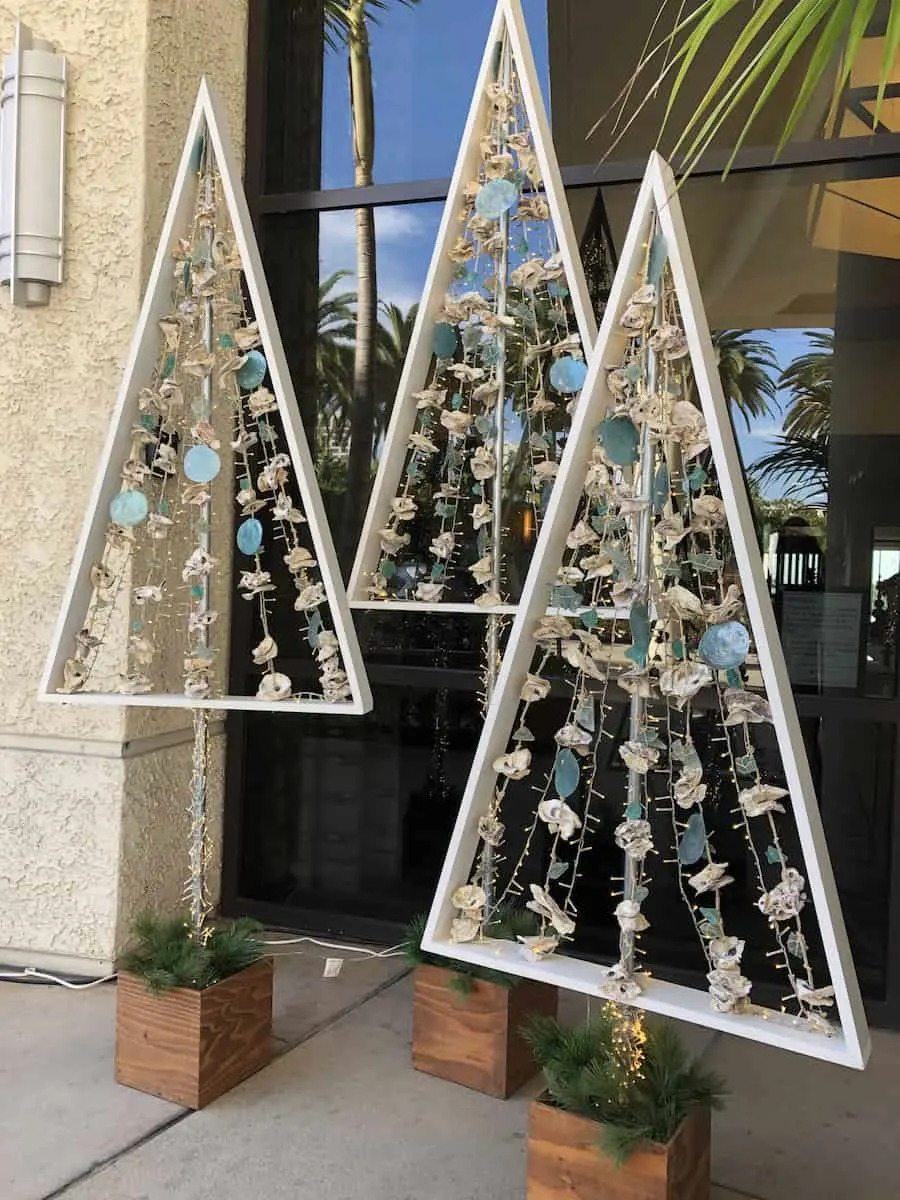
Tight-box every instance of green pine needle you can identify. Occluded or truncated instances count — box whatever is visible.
[118,913,265,995]
[402,907,539,995]
[524,1015,727,1166]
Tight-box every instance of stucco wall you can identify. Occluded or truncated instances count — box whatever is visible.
[0,0,248,966]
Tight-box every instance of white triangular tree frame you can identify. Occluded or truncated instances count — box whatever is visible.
[348,0,598,615]
[423,152,870,1069]
[39,80,372,715]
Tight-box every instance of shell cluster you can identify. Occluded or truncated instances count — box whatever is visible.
[448,218,833,1034]
[58,129,350,707]
[368,35,597,608]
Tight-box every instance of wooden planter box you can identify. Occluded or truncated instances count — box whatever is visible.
[527,1096,710,1200]
[412,963,558,1099]
[115,958,274,1108]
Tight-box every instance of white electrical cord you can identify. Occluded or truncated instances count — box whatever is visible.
[260,935,406,960]
[0,936,407,989]
[0,967,116,988]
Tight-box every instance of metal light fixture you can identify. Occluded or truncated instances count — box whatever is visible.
[0,22,66,306]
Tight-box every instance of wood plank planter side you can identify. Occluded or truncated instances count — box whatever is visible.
[115,957,274,1108]
[527,1096,710,1200]
[412,963,558,1099]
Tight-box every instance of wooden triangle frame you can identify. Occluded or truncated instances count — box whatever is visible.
[39,80,372,715]
[347,0,598,615]
[423,152,870,1069]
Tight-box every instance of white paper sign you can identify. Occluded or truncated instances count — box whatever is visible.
[780,591,864,690]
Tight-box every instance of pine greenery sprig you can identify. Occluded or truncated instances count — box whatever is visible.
[119,914,265,995]
[524,1014,727,1166]
[403,907,538,993]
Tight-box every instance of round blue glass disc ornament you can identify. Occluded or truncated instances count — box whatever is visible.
[699,620,751,669]
[550,355,588,394]
[184,444,221,483]
[109,489,148,527]
[475,178,520,220]
[236,518,264,556]
[237,350,267,390]
[432,322,458,359]
[598,414,640,466]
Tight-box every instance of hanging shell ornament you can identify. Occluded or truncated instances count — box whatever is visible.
[284,546,317,573]
[469,555,493,586]
[252,636,278,665]
[472,502,493,530]
[526,884,576,936]
[618,741,660,774]
[723,688,772,726]
[452,884,486,913]
[430,531,455,560]
[521,674,551,703]
[660,584,704,622]
[450,916,480,944]
[537,799,581,841]
[518,934,559,961]
[391,496,417,521]
[415,582,445,603]
[704,583,743,625]
[614,819,654,859]
[478,813,505,846]
[493,748,532,780]
[740,783,789,817]
[674,767,707,810]
[470,446,496,480]
[615,900,650,933]
[60,658,87,693]
[688,862,734,894]
[758,869,807,921]
[379,527,410,555]
[257,672,293,702]
[658,661,713,708]
[440,410,473,437]
[554,724,593,756]
[295,583,327,611]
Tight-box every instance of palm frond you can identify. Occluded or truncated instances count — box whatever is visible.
[748,432,829,497]
[324,0,422,52]
[624,0,899,178]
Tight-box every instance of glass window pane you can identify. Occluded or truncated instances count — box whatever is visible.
[320,0,549,189]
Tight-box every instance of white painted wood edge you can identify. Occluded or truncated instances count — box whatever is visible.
[423,152,870,1069]
[347,0,597,605]
[38,80,372,717]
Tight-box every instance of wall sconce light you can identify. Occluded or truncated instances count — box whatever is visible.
[0,22,66,307]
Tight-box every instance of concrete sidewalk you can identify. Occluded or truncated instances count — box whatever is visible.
[3,955,897,1200]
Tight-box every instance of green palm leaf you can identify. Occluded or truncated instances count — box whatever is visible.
[628,0,900,177]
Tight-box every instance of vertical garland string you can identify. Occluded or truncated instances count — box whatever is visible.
[188,136,215,943]
[619,255,660,976]
[482,31,513,928]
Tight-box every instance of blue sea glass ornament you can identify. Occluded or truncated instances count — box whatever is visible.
[555,748,580,798]
[236,518,263,556]
[648,232,668,285]
[237,350,267,390]
[653,464,670,514]
[481,339,502,367]
[432,322,458,359]
[581,608,599,629]
[699,620,750,669]
[735,753,757,777]
[307,608,323,650]
[184,444,221,483]
[551,586,582,611]
[550,355,587,394]
[109,489,148,527]
[766,845,781,865]
[380,559,397,579]
[679,813,707,865]
[625,603,651,667]
[598,414,640,466]
[475,178,519,220]
[625,800,642,820]
[451,392,464,410]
